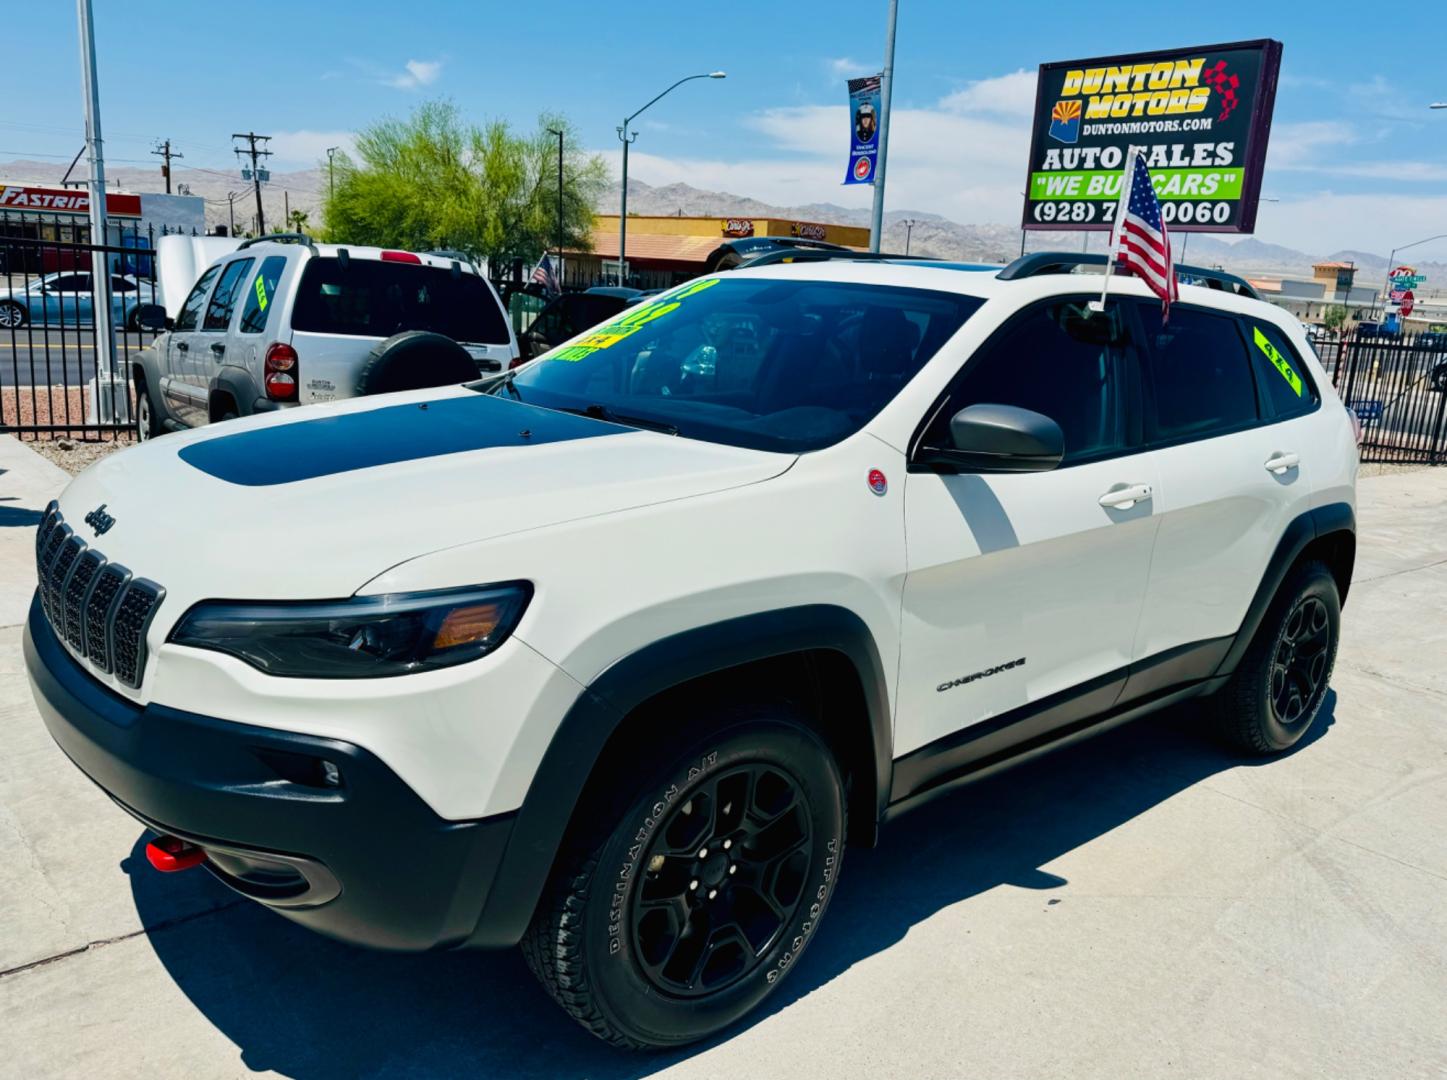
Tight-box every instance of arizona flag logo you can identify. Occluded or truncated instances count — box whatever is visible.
[1049,99,1081,144]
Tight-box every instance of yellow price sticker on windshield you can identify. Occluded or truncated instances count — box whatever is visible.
[1253,326,1303,397]
[545,277,719,363]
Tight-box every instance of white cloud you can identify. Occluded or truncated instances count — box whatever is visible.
[387,59,443,90]
[1253,193,1447,257]
[268,130,356,170]
[1266,121,1356,169]
[826,57,875,79]
[938,70,1037,117]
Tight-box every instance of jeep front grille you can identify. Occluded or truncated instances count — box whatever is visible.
[35,501,165,689]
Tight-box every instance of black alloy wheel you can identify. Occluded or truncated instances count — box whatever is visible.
[631,762,813,998]
[1212,559,1340,755]
[1270,595,1332,726]
[522,708,846,1049]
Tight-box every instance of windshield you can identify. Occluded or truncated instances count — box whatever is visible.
[492,276,982,452]
[292,257,510,344]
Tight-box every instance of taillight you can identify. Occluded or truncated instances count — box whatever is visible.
[380,250,422,264]
[508,356,527,370]
[265,342,299,401]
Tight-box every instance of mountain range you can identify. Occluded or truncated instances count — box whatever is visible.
[3,157,1440,288]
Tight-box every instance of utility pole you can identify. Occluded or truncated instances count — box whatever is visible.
[75,0,116,403]
[547,127,564,270]
[150,138,182,194]
[869,0,899,253]
[902,218,917,255]
[232,131,272,235]
[326,146,338,200]
[284,189,290,231]
[226,190,242,237]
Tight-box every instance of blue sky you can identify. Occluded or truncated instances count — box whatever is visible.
[4,1,1445,257]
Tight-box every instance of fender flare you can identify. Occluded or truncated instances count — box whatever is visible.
[467,604,893,948]
[209,366,262,418]
[1215,501,1355,677]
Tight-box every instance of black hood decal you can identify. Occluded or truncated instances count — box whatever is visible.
[178,393,627,486]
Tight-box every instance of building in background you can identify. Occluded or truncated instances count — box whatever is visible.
[564,214,870,289]
[0,182,204,273]
[1248,260,1379,326]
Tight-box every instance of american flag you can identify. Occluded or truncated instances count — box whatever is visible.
[531,253,560,297]
[1109,149,1178,317]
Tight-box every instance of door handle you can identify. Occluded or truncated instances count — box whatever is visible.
[210,342,226,356]
[175,341,188,351]
[1264,451,1299,475]
[1098,483,1153,509]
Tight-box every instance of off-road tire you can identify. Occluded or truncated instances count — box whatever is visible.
[354,330,479,396]
[521,704,846,1049]
[1212,559,1340,755]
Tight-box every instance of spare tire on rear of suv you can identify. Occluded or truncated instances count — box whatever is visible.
[354,331,480,396]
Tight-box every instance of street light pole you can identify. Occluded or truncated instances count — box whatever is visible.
[869,0,899,253]
[618,71,725,286]
[1379,233,1447,319]
[326,146,338,200]
[902,218,916,255]
[547,127,564,273]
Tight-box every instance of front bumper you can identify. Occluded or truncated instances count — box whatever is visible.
[24,594,516,951]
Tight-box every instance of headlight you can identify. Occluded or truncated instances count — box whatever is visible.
[169,582,532,679]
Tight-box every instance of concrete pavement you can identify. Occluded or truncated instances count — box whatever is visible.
[0,450,1444,1079]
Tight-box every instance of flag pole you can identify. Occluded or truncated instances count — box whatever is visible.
[1092,146,1137,313]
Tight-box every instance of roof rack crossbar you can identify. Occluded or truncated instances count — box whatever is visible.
[238,232,318,252]
[996,251,1259,299]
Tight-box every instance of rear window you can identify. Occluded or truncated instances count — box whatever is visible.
[291,258,509,344]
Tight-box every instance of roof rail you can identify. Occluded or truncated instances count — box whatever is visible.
[238,232,318,252]
[996,251,1259,299]
[738,244,921,269]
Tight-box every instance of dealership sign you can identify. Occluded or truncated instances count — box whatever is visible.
[1022,39,1282,233]
[0,184,142,218]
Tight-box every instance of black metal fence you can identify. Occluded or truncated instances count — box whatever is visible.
[1316,332,1447,464]
[1,230,162,440]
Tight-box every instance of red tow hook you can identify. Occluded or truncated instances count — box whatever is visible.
[145,835,207,873]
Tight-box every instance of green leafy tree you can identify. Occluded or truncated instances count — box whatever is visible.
[1322,304,1348,332]
[323,101,606,271]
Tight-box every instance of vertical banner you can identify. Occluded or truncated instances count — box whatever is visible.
[844,75,882,185]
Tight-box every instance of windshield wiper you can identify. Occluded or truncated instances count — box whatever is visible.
[562,403,679,436]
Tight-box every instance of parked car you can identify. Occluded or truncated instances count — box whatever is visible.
[131,234,518,437]
[0,271,158,330]
[26,251,1357,1049]
[518,286,653,361]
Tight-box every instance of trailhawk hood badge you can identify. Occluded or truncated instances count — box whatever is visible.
[84,503,115,535]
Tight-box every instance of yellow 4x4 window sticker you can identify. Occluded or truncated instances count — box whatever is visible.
[1253,326,1303,397]
[547,277,722,362]
[254,274,269,312]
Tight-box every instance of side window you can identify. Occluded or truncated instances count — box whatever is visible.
[1138,304,1259,443]
[928,299,1131,465]
[202,258,254,331]
[238,255,287,334]
[173,265,221,332]
[1247,320,1319,420]
[49,274,90,293]
[109,276,137,293]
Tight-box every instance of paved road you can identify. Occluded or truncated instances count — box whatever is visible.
[0,447,1443,1079]
[0,340,151,388]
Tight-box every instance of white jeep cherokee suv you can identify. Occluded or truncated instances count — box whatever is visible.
[133,234,517,436]
[26,252,1357,1048]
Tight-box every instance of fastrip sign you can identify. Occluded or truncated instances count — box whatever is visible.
[0,184,142,218]
[1023,39,1282,234]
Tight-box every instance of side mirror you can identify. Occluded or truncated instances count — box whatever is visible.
[916,403,1064,474]
[135,304,170,332]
